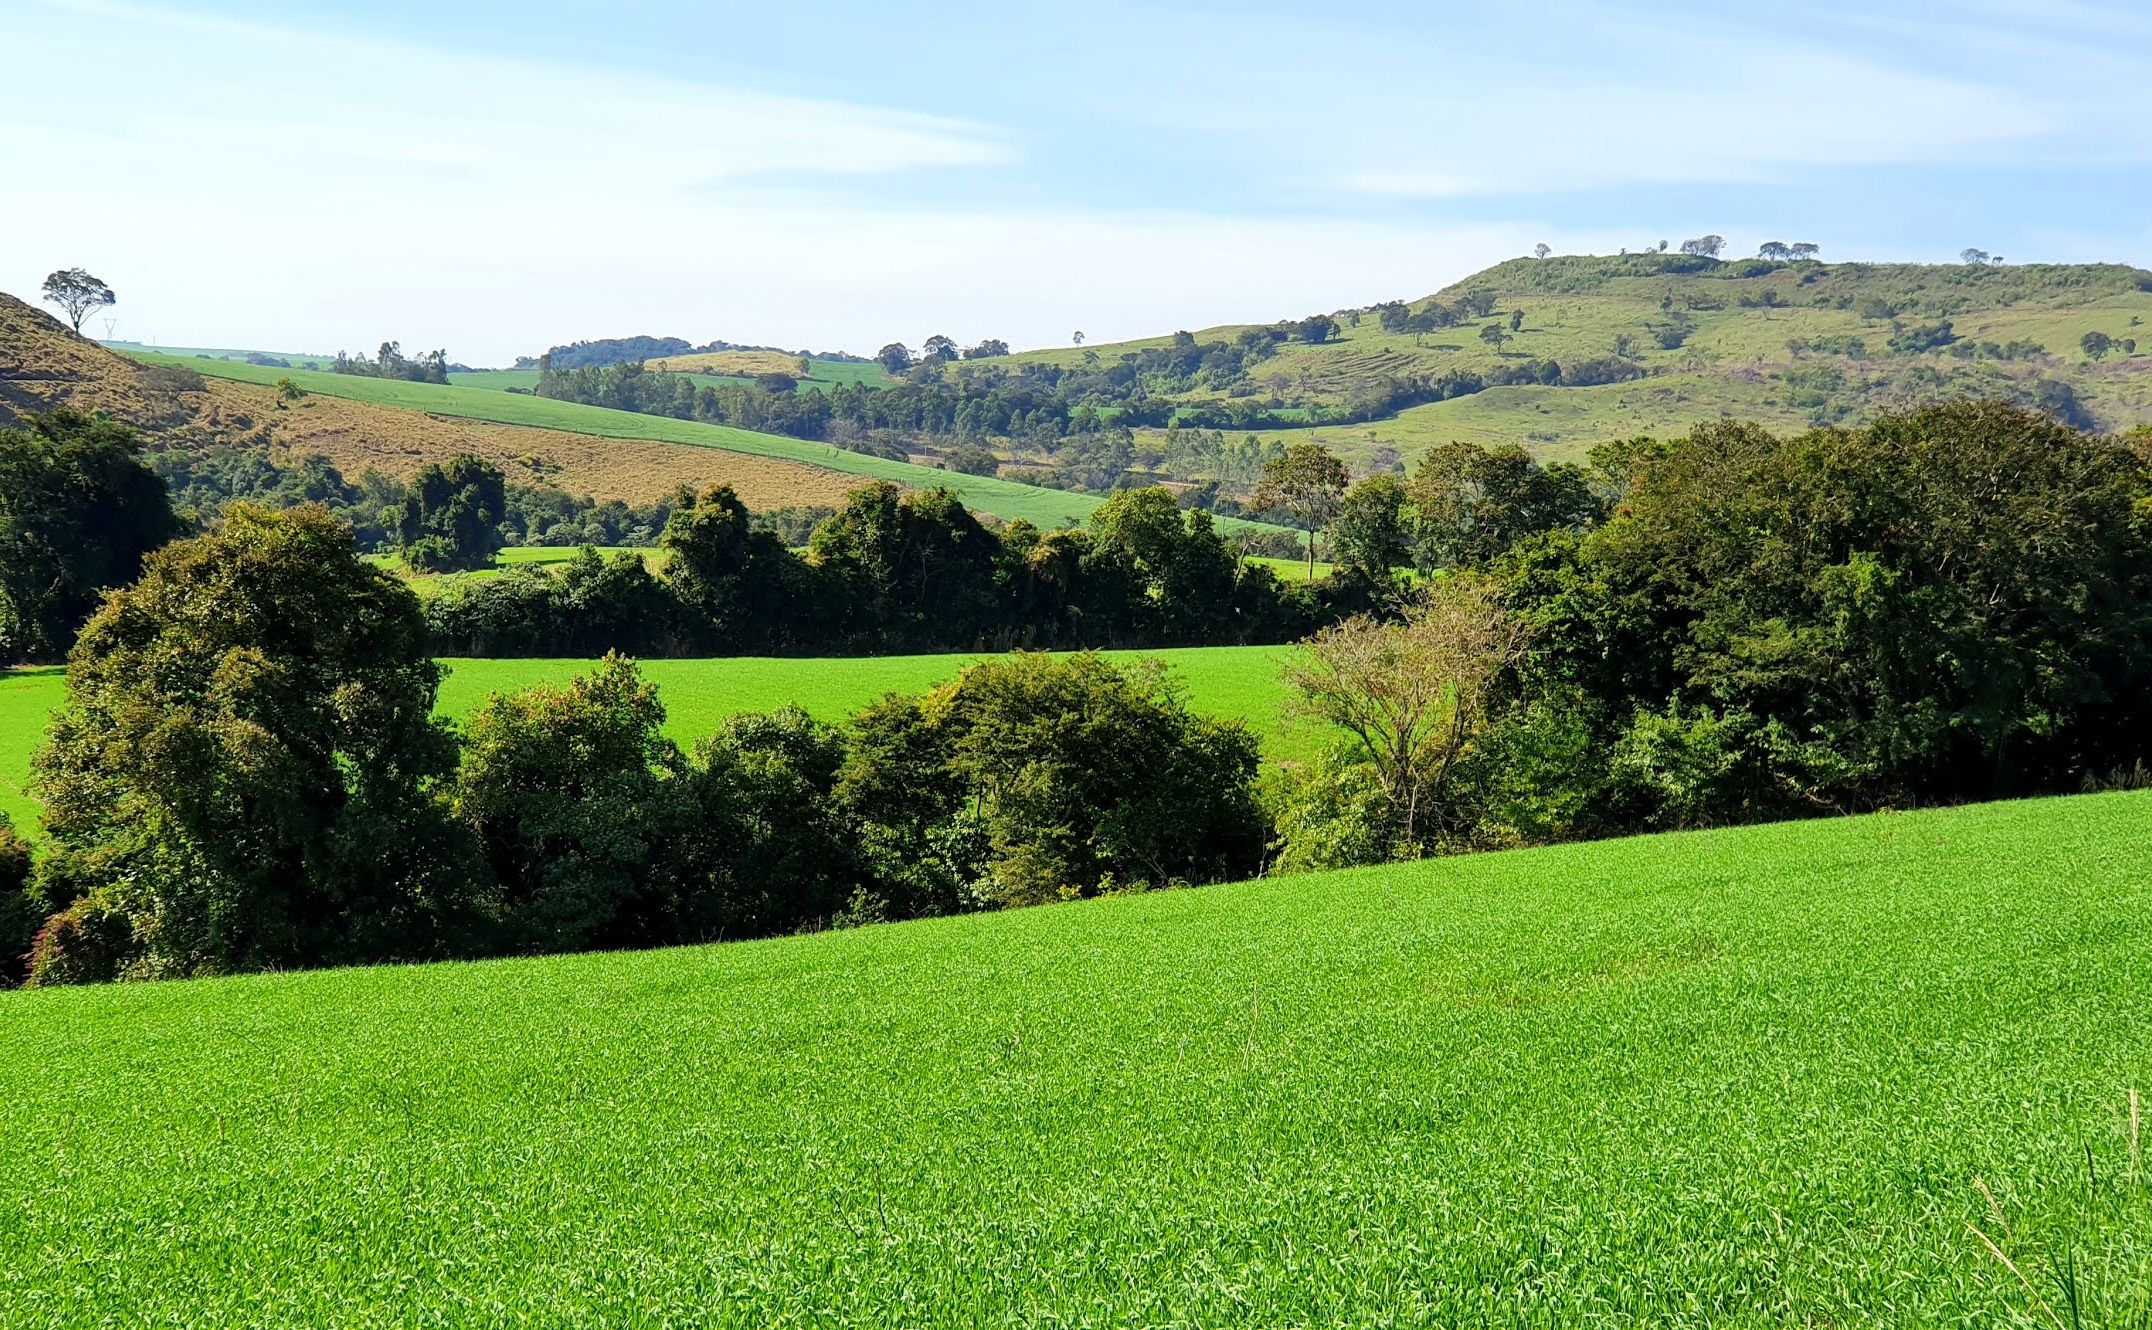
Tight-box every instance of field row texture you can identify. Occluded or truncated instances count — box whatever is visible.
[0,791,2146,1323]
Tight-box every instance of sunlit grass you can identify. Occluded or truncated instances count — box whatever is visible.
[3,791,2147,1324]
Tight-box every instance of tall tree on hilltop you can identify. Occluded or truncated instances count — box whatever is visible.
[40,268,116,334]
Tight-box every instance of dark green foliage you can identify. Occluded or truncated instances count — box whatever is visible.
[0,815,34,986]
[426,482,1322,657]
[400,454,507,572]
[148,441,676,551]
[31,504,473,980]
[1511,401,2152,820]
[1406,441,1601,571]
[931,653,1266,905]
[1330,475,1412,585]
[452,654,695,952]
[0,411,179,663]
[677,708,858,938]
[659,484,806,649]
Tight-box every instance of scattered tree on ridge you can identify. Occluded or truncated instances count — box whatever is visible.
[39,268,116,334]
[1678,235,1725,258]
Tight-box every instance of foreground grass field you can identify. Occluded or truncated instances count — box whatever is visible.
[2,791,2147,1324]
[0,647,1308,836]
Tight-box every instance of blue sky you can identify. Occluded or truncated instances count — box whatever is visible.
[4,0,2149,363]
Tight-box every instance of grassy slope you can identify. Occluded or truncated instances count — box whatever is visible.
[104,341,337,370]
[3,791,2147,1324]
[0,646,1309,837]
[1017,258,2152,466]
[123,352,1119,530]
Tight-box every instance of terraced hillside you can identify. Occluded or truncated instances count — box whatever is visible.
[1015,255,2152,466]
[0,297,861,508]
[2,790,2146,1325]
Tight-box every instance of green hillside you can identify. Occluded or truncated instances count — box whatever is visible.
[117,351,1221,532]
[1018,255,2152,466]
[3,791,2146,1324]
[0,646,1308,839]
[103,341,337,370]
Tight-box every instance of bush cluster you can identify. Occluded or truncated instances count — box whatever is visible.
[4,506,1266,984]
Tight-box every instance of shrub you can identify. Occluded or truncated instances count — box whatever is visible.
[930,653,1266,905]
[26,889,135,987]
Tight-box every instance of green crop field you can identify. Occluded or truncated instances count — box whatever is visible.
[0,647,1309,838]
[451,357,889,395]
[103,341,337,370]
[2,790,2146,1324]
[0,667,59,838]
[118,351,1166,532]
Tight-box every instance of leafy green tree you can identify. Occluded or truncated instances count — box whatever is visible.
[2082,330,2115,362]
[1089,487,1239,641]
[1296,314,1341,344]
[834,694,977,920]
[1509,309,1526,333]
[810,483,1003,646]
[40,268,115,333]
[32,504,473,980]
[399,454,506,572]
[1679,235,1725,258]
[875,342,913,374]
[452,654,694,952]
[962,339,1011,359]
[1286,578,1529,848]
[930,653,1265,904]
[0,410,179,663]
[1480,323,1509,351]
[1407,441,1601,571]
[1253,444,1350,577]
[1758,241,1792,260]
[1576,401,2152,806]
[921,334,959,364]
[1330,475,1412,584]
[677,708,858,937]
[659,484,799,647]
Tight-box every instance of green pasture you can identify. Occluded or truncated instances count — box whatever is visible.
[0,646,1310,839]
[3,789,2147,1323]
[0,667,59,838]
[103,341,337,370]
[120,352,1157,532]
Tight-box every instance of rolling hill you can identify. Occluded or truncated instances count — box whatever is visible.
[1,789,2145,1324]
[1014,254,2152,467]
[110,348,1169,530]
[0,296,861,509]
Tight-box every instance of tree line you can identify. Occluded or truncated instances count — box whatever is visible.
[4,504,1266,985]
[8,397,2151,988]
